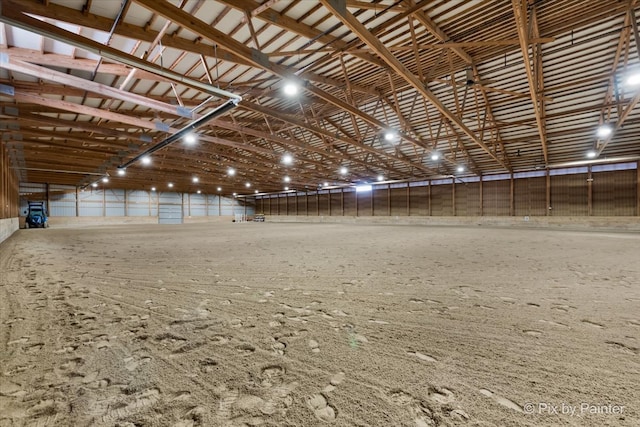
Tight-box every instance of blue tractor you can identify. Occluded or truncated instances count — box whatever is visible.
[25,201,49,229]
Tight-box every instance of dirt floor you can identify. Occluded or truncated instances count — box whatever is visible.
[0,222,638,427]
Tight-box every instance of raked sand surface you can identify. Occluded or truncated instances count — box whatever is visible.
[0,222,639,426]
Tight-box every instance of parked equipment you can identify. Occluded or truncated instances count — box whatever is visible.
[24,202,49,229]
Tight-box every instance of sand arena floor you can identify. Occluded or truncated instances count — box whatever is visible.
[0,222,638,426]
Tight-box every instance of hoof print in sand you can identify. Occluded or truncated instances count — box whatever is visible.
[479,388,522,413]
[308,394,336,422]
[308,339,320,353]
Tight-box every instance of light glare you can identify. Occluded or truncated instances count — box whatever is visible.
[283,82,298,96]
[596,125,612,138]
[282,154,293,165]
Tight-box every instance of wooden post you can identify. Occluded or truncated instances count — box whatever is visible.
[187,192,191,217]
[387,184,391,216]
[452,178,456,216]
[219,194,222,216]
[587,165,593,216]
[406,183,410,216]
[148,190,152,216]
[355,189,359,217]
[370,187,374,216]
[510,172,515,216]
[295,192,298,216]
[75,187,79,217]
[428,181,432,216]
[46,183,50,216]
[341,188,344,216]
[102,187,106,216]
[124,190,128,216]
[329,191,332,216]
[244,197,247,218]
[316,192,319,216]
[286,194,289,215]
[637,161,640,216]
[479,175,483,216]
[546,169,551,216]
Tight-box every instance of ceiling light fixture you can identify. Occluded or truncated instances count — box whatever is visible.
[141,156,151,165]
[102,177,109,183]
[284,186,289,191]
[384,130,397,142]
[245,182,251,188]
[227,167,236,176]
[431,153,440,161]
[457,165,465,173]
[92,182,98,188]
[283,176,291,183]
[586,150,598,159]
[217,187,222,192]
[168,182,174,188]
[117,168,126,176]
[283,81,299,96]
[626,73,640,87]
[151,187,156,192]
[377,174,384,182]
[596,125,612,138]
[184,133,197,145]
[197,190,201,194]
[282,153,293,165]
[339,166,348,175]
[192,176,199,183]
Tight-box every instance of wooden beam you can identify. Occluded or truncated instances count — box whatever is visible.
[2,58,193,118]
[512,0,548,164]
[320,0,510,171]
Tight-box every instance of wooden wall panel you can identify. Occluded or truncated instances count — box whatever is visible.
[551,173,588,216]
[390,187,407,216]
[483,180,510,216]
[514,177,547,216]
[431,183,453,216]
[275,195,286,214]
[357,190,373,216]
[330,192,342,216]
[592,170,636,216]
[307,193,318,215]
[297,195,307,215]
[287,194,297,215]
[372,187,388,216]
[455,182,481,216]
[409,186,428,215]
[318,192,329,215]
[343,191,356,216]
[1,142,20,219]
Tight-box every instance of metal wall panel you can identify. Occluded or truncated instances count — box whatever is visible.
[158,191,182,224]
[307,193,318,215]
[78,189,104,216]
[49,185,76,217]
[105,189,125,216]
[185,194,206,216]
[455,182,481,216]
